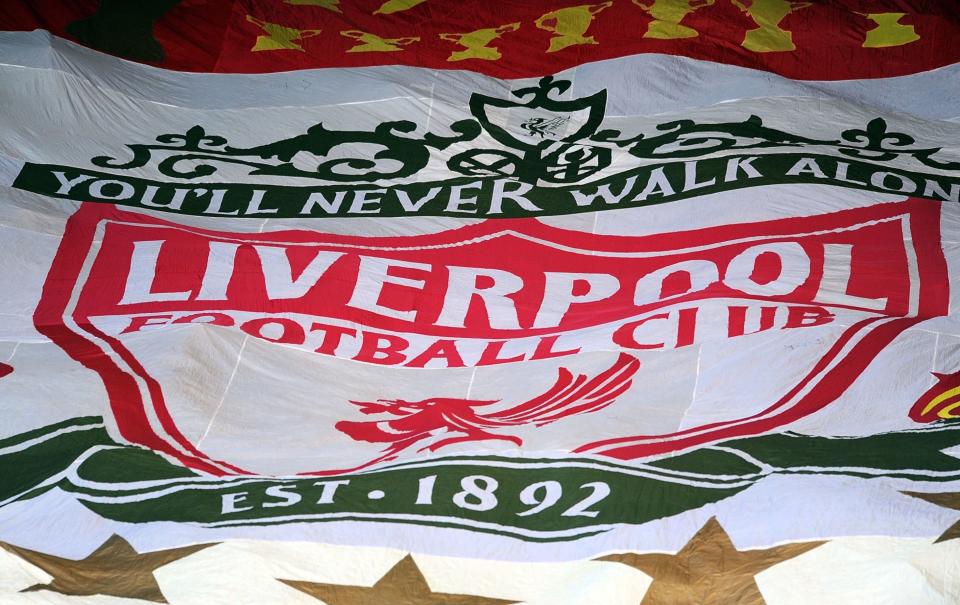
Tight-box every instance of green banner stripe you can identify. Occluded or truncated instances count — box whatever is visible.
[725,427,960,472]
[3,417,959,539]
[0,424,112,503]
[362,455,763,484]
[70,461,746,535]
[196,513,614,542]
[0,416,102,450]
[13,153,958,219]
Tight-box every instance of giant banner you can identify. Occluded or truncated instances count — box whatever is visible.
[1,1,959,603]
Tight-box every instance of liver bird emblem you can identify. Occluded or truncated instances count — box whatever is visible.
[334,353,640,471]
[520,115,569,137]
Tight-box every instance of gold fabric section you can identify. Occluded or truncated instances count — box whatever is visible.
[903,491,960,543]
[280,553,518,604]
[598,517,824,604]
[1,534,214,602]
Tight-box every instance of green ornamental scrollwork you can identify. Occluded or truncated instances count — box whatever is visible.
[591,114,825,157]
[228,119,481,181]
[837,118,960,170]
[93,120,482,182]
[90,79,959,185]
[450,76,611,184]
[591,114,960,171]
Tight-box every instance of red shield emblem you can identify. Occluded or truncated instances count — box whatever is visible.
[34,200,948,475]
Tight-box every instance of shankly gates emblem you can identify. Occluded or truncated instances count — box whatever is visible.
[455,76,609,183]
[13,75,960,221]
[32,199,947,477]
[71,76,960,185]
[82,75,612,184]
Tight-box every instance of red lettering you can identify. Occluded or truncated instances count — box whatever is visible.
[172,312,234,327]
[676,307,697,347]
[477,340,526,366]
[407,339,466,368]
[531,335,580,360]
[354,332,408,365]
[240,318,306,344]
[785,306,835,328]
[612,313,670,350]
[727,306,777,337]
[310,322,357,355]
[121,314,172,334]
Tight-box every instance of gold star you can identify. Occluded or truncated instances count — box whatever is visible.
[280,553,517,604]
[597,517,824,605]
[903,491,960,543]
[1,534,214,602]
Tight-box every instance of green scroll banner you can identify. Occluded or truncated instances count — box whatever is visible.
[13,153,959,220]
[4,418,959,541]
